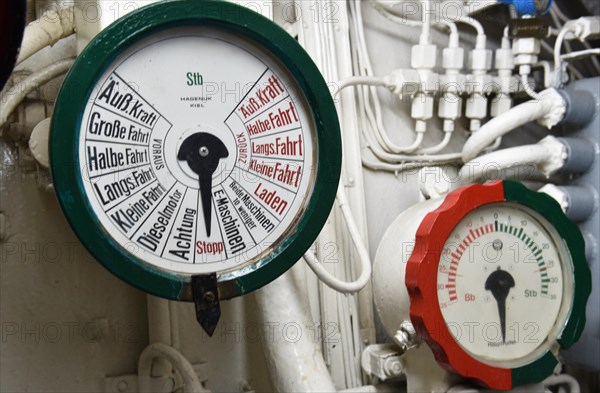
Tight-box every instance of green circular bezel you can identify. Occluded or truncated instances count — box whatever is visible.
[502,182,591,369]
[498,181,591,386]
[50,0,341,301]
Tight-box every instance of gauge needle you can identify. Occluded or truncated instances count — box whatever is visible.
[485,267,515,343]
[178,133,229,237]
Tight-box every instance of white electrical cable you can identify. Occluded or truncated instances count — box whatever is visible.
[420,0,432,45]
[551,3,570,23]
[307,0,464,293]
[548,8,600,80]
[361,120,461,162]
[354,1,428,154]
[541,40,585,80]
[333,76,388,96]
[302,186,372,294]
[462,89,566,162]
[561,48,600,61]
[0,59,74,129]
[352,0,419,155]
[455,16,486,48]
[520,74,541,99]
[301,15,376,294]
[16,7,75,65]
[361,157,455,173]
[369,0,459,37]
[335,75,427,153]
[416,131,453,154]
[554,26,576,86]
[352,0,466,156]
[534,61,555,88]
[550,10,600,76]
[543,374,581,393]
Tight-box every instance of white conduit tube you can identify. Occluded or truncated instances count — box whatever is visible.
[146,296,173,376]
[137,343,205,393]
[369,0,458,36]
[461,89,566,162]
[303,183,373,293]
[416,131,453,154]
[255,266,337,392]
[459,136,567,184]
[0,59,74,129]
[16,7,76,65]
[543,374,581,393]
[333,76,387,96]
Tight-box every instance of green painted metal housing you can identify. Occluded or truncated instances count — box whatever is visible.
[50,0,341,301]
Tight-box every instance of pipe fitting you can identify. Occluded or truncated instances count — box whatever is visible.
[539,184,599,223]
[557,88,598,130]
[557,137,597,174]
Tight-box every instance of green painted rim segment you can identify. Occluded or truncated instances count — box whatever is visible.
[502,181,591,386]
[511,352,557,387]
[50,0,341,301]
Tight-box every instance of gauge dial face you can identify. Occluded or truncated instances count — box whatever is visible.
[437,203,572,367]
[78,27,317,276]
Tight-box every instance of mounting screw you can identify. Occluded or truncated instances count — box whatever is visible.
[394,321,419,353]
[203,291,216,303]
[384,358,403,377]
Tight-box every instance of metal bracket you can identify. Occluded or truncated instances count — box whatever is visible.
[192,273,221,336]
[360,343,405,381]
[104,363,209,393]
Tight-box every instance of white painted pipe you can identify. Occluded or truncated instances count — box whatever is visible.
[461,89,566,162]
[17,7,75,65]
[146,295,173,376]
[459,136,567,184]
[255,264,337,392]
[0,59,74,129]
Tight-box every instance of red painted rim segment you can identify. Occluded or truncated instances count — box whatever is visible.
[406,181,513,390]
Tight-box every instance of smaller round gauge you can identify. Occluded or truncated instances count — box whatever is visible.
[407,181,591,390]
[437,203,570,367]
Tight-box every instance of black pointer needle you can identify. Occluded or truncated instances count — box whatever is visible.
[178,133,229,237]
[485,267,515,343]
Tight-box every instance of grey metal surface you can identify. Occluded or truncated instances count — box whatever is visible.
[561,77,600,370]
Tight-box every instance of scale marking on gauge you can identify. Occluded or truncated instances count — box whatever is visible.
[100,174,158,214]
[223,68,270,124]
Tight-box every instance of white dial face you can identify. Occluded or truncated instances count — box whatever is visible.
[78,27,317,275]
[437,203,572,367]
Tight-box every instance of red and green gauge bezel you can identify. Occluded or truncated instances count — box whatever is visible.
[406,180,591,390]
